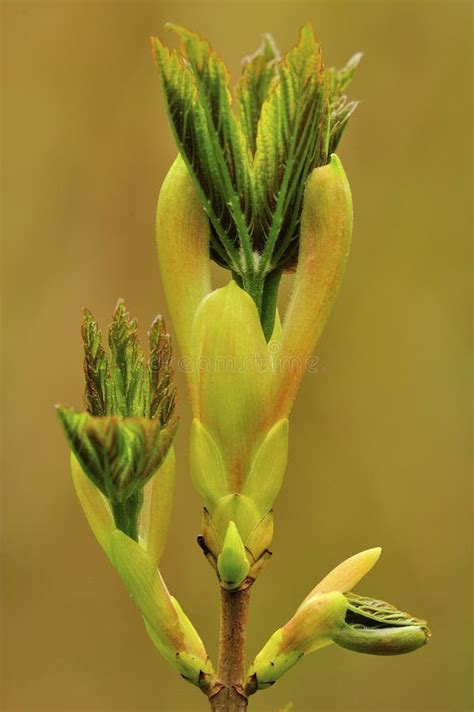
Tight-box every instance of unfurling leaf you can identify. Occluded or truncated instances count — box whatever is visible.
[247,549,430,692]
[333,592,431,655]
[82,300,176,422]
[149,315,176,425]
[344,592,429,630]
[152,23,360,319]
[58,302,178,539]
[236,33,280,155]
[82,308,109,416]
[57,408,177,504]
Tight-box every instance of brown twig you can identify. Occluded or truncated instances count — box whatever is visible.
[208,585,252,711]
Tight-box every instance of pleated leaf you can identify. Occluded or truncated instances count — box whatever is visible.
[108,300,148,417]
[344,593,430,632]
[149,315,176,425]
[236,33,280,155]
[335,591,430,655]
[152,25,252,273]
[327,52,362,155]
[81,301,176,423]
[254,24,327,272]
[58,407,177,503]
[152,23,360,299]
[82,309,109,416]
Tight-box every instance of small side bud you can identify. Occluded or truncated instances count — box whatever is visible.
[217,521,250,590]
[201,493,274,584]
[247,555,431,691]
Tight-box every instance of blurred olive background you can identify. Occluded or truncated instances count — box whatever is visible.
[2,1,472,710]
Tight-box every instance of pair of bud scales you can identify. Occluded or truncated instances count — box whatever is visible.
[58,23,429,700]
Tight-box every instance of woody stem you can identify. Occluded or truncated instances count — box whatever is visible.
[208,586,251,711]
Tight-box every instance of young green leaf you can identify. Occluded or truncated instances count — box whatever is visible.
[82,309,109,416]
[58,304,178,539]
[152,23,360,321]
[335,593,430,655]
[236,33,281,156]
[108,299,148,417]
[57,408,177,504]
[149,315,176,425]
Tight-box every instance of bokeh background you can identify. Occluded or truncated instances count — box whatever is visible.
[2,1,472,710]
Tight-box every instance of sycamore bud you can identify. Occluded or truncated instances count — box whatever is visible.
[202,493,274,585]
[247,549,430,692]
[154,26,354,584]
[60,304,215,689]
[69,451,214,691]
[57,301,177,541]
[155,156,352,581]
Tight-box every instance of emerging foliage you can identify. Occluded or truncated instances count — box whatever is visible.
[82,300,176,424]
[344,592,430,632]
[57,409,176,503]
[152,23,360,325]
[333,592,431,656]
[58,301,178,539]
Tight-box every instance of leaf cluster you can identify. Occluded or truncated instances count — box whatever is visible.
[152,23,360,287]
[82,299,176,425]
[57,409,177,504]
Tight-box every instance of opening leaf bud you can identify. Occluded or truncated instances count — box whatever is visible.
[334,592,431,655]
[152,24,360,327]
[57,301,178,541]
